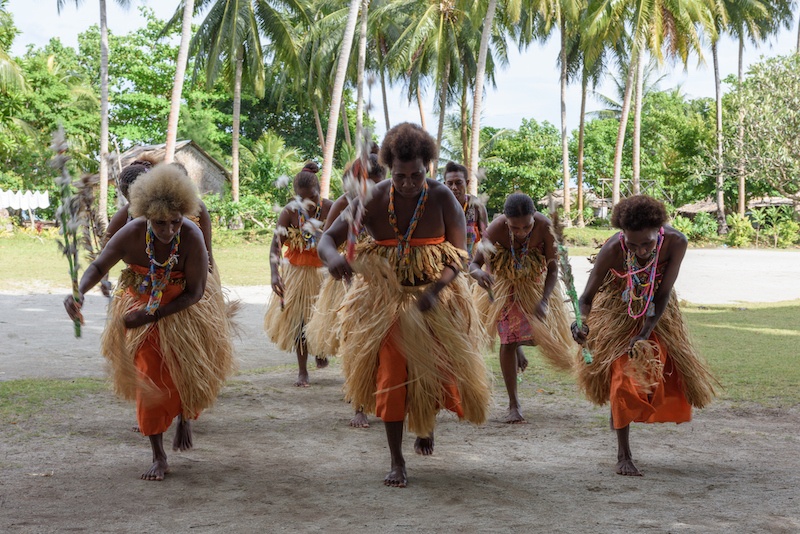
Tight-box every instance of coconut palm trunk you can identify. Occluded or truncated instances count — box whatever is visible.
[164,0,194,163]
[559,17,571,224]
[468,0,498,196]
[98,0,110,228]
[737,36,746,215]
[355,0,369,139]
[461,79,470,169]
[231,47,243,208]
[320,0,361,199]
[712,41,728,234]
[434,56,451,174]
[631,48,645,195]
[576,70,588,227]
[417,83,428,130]
[313,103,326,153]
[611,48,638,206]
[342,100,352,148]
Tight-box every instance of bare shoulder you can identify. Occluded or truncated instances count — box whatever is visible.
[663,225,688,249]
[427,178,452,199]
[485,215,508,242]
[534,211,552,228]
[593,231,623,269]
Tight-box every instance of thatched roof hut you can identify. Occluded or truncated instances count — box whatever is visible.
[108,140,229,195]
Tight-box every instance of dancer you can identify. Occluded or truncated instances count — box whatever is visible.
[318,123,490,488]
[469,193,575,423]
[265,162,333,386]
[305,154,386,427]
[63,164,234,481]
[443,161,487,260]
[572,195,716,476]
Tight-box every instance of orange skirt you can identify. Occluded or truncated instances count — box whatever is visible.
[375,323,463,424]
[610,334,692,429]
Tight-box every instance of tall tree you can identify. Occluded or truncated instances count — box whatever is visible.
[468,0,499,196]
[172,0,304,209]
[585,0,710,205]
[164,0,195,163]
[320,0,361,199]
[57,0,131,227]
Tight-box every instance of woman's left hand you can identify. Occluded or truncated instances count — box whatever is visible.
[629,334,648,351]
[124,309,155,329]
[417,287,439,312]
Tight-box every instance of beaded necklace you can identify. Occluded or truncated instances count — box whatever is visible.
[388,180,429,264]
[298,201,322,249]
[140,222,180,315]
[619,228,664,319]
[508,223,534,270]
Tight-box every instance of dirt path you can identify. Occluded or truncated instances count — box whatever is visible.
[1,249,799,532]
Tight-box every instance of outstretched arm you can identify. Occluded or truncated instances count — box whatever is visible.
[537,218,559,318]
[270,208,293,298]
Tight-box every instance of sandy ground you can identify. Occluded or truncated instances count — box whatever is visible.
[0,249,799,532]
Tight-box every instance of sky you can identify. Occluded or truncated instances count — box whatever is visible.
[8,0,799,140]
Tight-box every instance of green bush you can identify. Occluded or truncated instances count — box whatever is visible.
[562,227,616,247]
[764,219,800,248]
[671,215,693,236]
[725,213,755,247]
[690,211,719,240]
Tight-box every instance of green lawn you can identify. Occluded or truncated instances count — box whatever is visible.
[2,231,798,407]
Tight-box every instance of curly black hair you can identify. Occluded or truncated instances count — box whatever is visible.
[117,163,151,199]
[611,195,668,231]
[444,161,468,181]
[294,161,320,192]
[504,193,536,218]
[379,122,437,169]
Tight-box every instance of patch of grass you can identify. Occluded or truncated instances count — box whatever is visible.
[682,300,800,406]
[213,241,272,286]
[0,378,107,422]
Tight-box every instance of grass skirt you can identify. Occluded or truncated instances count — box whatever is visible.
[339,251,491,437]
[305,273,348,358]
[264,263,324,354]
[473,248,576,371]
[577,273,717,408]
[100,267,236,419]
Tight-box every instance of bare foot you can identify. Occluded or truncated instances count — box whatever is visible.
[516,349,529,373]
[315,356,329,369]
[172,416,193,452]
[349,411,370,428]
[414,435,434,456]
[502,405,526,424]
[616,458,643,476]
[141,459,169,481]
[294,372,310,387]
[384,465,407,488]
[131,425,140,433]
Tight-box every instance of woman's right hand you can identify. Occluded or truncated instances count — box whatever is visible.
[571,321,589,345]
[271,276,285,299]
[327,255,353,282]
[64,294,85,324]
[471,269,494,290]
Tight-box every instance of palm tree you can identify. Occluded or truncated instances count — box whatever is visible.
[354,0,369,140]
[319,0,361,199]
[585,0,711,206]
[164,0,195,163]
[57,0,132,228]
[468,0,499,196]
[172,0,305,210]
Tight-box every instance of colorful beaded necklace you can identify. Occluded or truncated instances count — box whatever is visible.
[298,201,322,249]
[508,223,534,270]
[618,227,664,319]
[388,180,429,264]
[140,222,180,315]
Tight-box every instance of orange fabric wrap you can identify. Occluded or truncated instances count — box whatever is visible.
[285,246,323,267]
[127,265,187,436]
[610,334,692,429]
[374,236,445,247]
[375,322,464,424]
